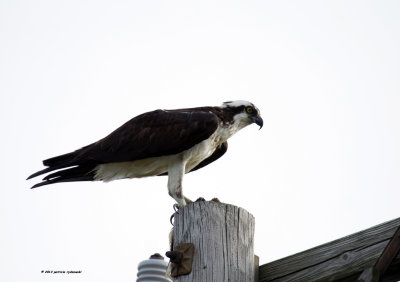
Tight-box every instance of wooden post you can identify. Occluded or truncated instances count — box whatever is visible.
[171,201,255,281]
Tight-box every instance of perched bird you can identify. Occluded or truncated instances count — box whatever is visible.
[27,100,263,206]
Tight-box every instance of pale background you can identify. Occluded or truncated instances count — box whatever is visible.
[1,1,399,281]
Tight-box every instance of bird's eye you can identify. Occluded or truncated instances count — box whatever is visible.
[246,106,253,114]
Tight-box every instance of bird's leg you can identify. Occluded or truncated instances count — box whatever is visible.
[167,160,187,207]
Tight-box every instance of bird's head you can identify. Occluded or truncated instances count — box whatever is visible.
[222,100,263,130]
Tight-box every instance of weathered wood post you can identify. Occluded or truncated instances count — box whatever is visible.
[168,200,255,281]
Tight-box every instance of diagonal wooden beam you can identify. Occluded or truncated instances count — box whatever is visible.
[375,225,400,275]
[357,225,400,282]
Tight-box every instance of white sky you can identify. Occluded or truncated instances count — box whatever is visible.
[1,1,400,281]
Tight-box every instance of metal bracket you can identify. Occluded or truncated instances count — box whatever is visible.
[166,243,195,277]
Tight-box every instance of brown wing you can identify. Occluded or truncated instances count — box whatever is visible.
[28,109,220,181]
[76,109,220,163]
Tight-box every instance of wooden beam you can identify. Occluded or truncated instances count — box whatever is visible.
[357,225,400,281]
[259,217,400,282]
[170,201,255,281]
[375,225,400,276]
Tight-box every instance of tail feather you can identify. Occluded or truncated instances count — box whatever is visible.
[27,150,86,180]
[27,167,56,180]
[30,164,96,189]
[27,164,68,180]
[42,165,93,181]
[43,151,78,167]
[31,175,94,189]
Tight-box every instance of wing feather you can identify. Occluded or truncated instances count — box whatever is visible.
[28,108,220,181]
[68,109,220,164]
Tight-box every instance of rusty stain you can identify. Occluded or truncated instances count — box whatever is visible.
[166,243,195,277]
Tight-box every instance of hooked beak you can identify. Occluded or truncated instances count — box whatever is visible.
[250,115,263,129]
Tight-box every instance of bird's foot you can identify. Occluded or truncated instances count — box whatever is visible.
[195,197,221,203]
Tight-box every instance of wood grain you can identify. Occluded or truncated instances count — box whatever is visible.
[259,217,400,282]
[172,201,255,282]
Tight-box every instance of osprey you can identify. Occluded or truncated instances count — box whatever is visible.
[27,100,263,206]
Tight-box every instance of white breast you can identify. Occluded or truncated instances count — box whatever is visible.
[183,122,239,172]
